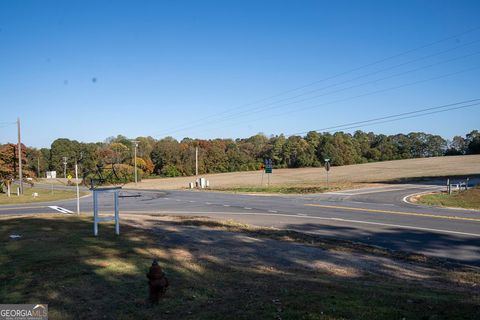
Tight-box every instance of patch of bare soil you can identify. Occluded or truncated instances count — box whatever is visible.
[123,214,480,294]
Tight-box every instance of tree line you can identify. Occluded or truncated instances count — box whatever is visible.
[0,130,479,186]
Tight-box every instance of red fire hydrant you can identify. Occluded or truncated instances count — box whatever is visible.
[146,259,169,303]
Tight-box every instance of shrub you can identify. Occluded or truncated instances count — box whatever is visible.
[160,164,182,177]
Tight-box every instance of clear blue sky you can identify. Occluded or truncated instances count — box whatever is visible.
[1,0,479,148]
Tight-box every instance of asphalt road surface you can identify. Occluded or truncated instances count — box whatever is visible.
[2,181,479,265]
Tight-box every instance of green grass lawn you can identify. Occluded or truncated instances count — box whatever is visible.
[417,187,480,210]
[0,187,88,205]
[0,214,478,320]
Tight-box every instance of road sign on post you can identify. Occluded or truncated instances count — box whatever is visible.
[264,159,273,173]
[324,159,331,189]
[264,159,273,186]
[46,171,56,194]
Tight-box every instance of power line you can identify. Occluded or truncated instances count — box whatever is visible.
[0,122,16,129]
[154,26,480,137]
[331,102,480,133]
[288,99,480,135]
[178,50,480,129]
[191,64,480,135]
[157,47,480,137]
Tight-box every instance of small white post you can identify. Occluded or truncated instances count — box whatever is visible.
[75,162,80,215]
[114,191,120,235]
[93,191,98,236]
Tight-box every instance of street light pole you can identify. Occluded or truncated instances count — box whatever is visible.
[195,146,198,176]
[63,157,68,178]
[75,152,83,215]
[131,140,139,185]
[75,161,80,215]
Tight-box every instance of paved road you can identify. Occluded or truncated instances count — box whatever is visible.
[2,182,479,265]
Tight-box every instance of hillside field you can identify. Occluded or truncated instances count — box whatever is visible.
[125,155,480,190]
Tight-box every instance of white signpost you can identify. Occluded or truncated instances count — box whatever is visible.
[46,171,57,194]
[91,187,121,236]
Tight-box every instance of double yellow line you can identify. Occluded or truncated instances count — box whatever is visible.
[304,204,480,222]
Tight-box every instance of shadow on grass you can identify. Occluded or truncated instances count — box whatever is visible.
[0,215,479,320]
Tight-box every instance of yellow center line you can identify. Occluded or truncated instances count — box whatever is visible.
[0,206,46,211]
[304,204,480,222]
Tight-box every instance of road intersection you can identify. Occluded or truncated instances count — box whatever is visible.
[1,182,479,265]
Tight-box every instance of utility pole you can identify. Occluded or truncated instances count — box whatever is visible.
[131,141,139,185]
[63,157,68,178]
[17,117,23,194]
[37,157,40,178]
[195,146,198,176]
[75,152,83,215]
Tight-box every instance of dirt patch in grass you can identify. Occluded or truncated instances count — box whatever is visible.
[415,187,480,210]
[1,214,479,319]
[0,187,88,205]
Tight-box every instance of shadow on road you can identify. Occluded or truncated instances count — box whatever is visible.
[282,222,480,266]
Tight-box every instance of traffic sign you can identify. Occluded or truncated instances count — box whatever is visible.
[264,158,273,173]
[325,162,330,172]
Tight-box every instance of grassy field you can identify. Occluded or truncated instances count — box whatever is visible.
[0,187,87,205]
[416,187,480,210]
[1,214,478,319]
[124,155,480,192]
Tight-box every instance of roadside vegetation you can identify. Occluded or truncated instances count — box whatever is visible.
[207,184,350,194]
[417,187,480,210]
[0,214,478,320]
[1,130,479,189]
[0,187,87,205]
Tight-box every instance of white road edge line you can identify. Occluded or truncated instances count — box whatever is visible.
[124,210,480,237]
[48,206,74,214]
[402,188,445,205]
